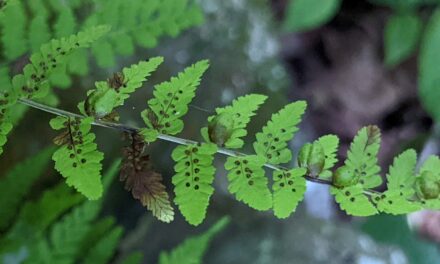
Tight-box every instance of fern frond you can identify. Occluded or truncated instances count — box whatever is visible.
[79,217,116,254]
[29,201,103,264]
[120,133,174,223]
[86,0,203,67]
[83,226,123,264]
[316,135,339,179]
[172,143,217,226]
[331,185,378,216]
[253,101,307,164]
[201,94,268,149]
[12,25,110,99]
[225,155,272,211]
[141,60,209,142]
[343,125,382,188]
[80,57,163,118]
[6,184,83,244]
[372,191,421,215]
[0,0,26,60]
[0,147,54,231]
[386,149,417,197]
[28,0,51,52]
[51,116,104,200]
[158,217,230,264]
[370,149,421,214]
[0,115,12,155]
[54,6,77,38]
[272,168,307,218]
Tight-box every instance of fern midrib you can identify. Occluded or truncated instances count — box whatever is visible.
[18,98,381,197]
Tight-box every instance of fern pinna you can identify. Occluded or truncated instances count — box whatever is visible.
[2,26,440,227]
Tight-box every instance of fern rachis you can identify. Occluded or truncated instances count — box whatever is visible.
[2,21,440,226]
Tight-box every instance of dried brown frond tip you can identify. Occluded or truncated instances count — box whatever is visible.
[120,133,174,223]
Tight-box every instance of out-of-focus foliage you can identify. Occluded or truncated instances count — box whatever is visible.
[0,158,123,263]
[0,153,228,263]
[420,9,440,122]
[384,13,422,66]
[283,0,342,32]
[158,217,230,264]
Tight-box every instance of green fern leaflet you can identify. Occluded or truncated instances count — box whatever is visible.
[141,60,209,142]
[225,155,272,211]
[253,101,306,164]
[331,184,378,216]
[51,116,104,200]
[202,94,267,148]
[80,57,163,118]
[172,143,217,226]
[272,168,307,218]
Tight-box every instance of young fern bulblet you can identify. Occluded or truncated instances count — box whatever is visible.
[297,142,325,177]
[332,166,359,188]
[417,171,440,199]
[207,112,235,147]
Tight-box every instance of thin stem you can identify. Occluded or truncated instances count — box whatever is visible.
[19,98,380,195]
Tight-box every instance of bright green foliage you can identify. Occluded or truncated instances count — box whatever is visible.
[331,184,378,216]
[172,143,217,226]
[9,25,109,101]
[386,149,418,197]
[272,168,307,219]
[372,150,421,214]
[0,147,54,231]
[298,135,339,179]
[80,57,163,118]
[159,217,230,264]
[420,9,440,122]
[51,116,104,200]
[202,94,268,149]
[225,155,272,211]
[331,126,382,216]
[372,190,421,215]
[343,125,382,189]
[283,0,342,32]
[384,13,422,67]
[416,156,440,209]
[298,142,325,177]
[141,60,209,140]
[316,135,339,179]
[253,101,307,164]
